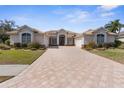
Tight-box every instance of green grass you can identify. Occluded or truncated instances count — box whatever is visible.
[0,49,45,64]
[0,76,14,83]
[90,49,124,64]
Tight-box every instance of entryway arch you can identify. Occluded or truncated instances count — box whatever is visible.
[59,35,65,45]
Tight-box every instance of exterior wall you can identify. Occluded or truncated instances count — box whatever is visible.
[43,35,49,47]
[107,35,116,43]
[82,28,116,45]
[84,35,94,44]
[83,34,115,45]
[67,38,74,45]
[33,33,44,44]
[10,34,20,45]
[9,28,75,47]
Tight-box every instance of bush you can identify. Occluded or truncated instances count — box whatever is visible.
[103,43,115,49]
[97,44,103,48]
[0,43,11,50]
[21,44,27,48]
[14,43,21,48]
[5,39,10,46]
[30,48,37,50]
[85,41,96,50]
[118,43,124,49]
[114,40,122,48]
[40,45,46,49]
[28,43,41,49]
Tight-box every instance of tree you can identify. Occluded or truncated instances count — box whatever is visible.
[0,19,18,43]
[105,19,124,36]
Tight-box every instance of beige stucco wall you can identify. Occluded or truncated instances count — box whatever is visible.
[84,35,94,44]
[33,33,44,44]
[107,35,116,43]
[67,38,74,45]
[43,35,49,47]
[10,34,20,45]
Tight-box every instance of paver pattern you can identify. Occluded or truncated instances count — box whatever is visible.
[0,46,124,88]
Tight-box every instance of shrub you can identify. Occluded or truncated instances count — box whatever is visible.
[118,43,124,49]
[114,40,122,48]
[103,43,115,49]
[30,48,37,50]
[14,43,21,48]
[85,41,96,50]
[21,44,27,48]
[28,43,41,49]
[40,44,46,49]
[0,43,11,50]
[97,44,103,48]
[5,39,10,46]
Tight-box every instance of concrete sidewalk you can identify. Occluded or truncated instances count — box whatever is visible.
[0,65,29,76]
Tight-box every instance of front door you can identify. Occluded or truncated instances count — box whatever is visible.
[59,35,65,45]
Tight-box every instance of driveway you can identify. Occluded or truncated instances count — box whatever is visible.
[0,46,124,87]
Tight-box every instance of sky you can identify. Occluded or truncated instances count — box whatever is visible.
[0,5,124,33]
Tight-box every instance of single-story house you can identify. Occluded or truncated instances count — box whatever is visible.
[75,27,117,48]
[7,25,117,48]
[118,31,124,42]
[7,25,76,47]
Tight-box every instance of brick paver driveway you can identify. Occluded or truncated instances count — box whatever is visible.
[0,46,124,88]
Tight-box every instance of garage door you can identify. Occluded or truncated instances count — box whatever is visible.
[75,39,82,48]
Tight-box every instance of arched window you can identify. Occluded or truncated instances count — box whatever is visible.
[97,34,104,45]
[22,33,31,44]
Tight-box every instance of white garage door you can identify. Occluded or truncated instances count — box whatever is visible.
[75,39,82,48]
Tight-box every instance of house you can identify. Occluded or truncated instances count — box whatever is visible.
[7,25,76,47]
[7,25,117,48]
[75,27,117,48]
[118,31,124,42]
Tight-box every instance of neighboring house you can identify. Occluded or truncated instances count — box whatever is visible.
[75,27,117,48]
[118,31,124,42]
[7,25,76,47]
[7,25,117,48]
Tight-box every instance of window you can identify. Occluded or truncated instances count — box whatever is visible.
[97,34,104,45]
[49,37,57,45]
[67,38,74,45]
[22,33,31,44]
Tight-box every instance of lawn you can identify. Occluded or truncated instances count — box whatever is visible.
[0,49,45,64]
[90,49,124,64]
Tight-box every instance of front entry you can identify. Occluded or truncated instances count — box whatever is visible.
[97,34,104,45]
[49,37,57,46]
[59,35,65,45]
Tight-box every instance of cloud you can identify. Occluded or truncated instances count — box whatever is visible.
[53,9,66,15]
[98,5,119,11]
[63,10,89,23]
[14,16,30,21]
[52,6,67,15]
[101,12,115,17]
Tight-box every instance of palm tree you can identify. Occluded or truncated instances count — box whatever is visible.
[105,19,124,37]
